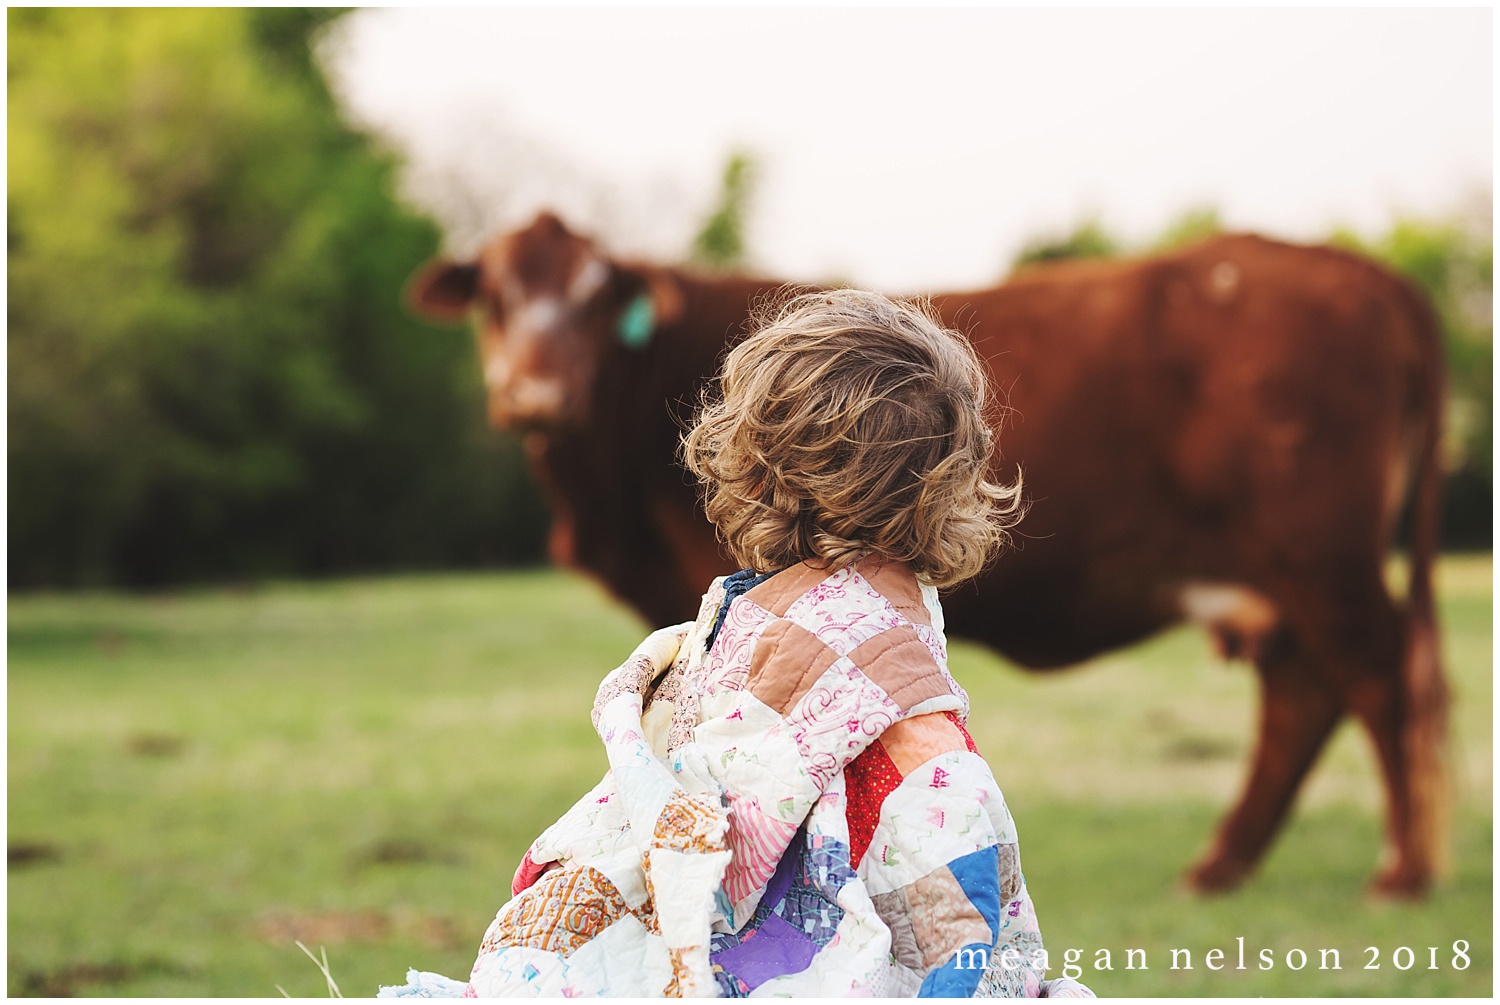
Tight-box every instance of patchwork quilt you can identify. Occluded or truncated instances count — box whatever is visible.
[381,555,1093,998]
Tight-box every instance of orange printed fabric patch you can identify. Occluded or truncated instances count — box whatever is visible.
[482,865,636,958]
[652,792,730,855]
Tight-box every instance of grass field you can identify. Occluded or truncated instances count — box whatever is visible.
[8,556,1492,997]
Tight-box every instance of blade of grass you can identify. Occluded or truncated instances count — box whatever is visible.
[295,940,343,998]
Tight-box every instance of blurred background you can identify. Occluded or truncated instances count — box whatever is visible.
[7,7,1492,997]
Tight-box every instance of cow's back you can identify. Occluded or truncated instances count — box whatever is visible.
[933,235,1441,666]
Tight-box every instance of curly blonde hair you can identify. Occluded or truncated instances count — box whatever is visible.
[682,288,1024,589]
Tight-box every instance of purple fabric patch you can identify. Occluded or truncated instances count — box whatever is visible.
[759,830,800,909]
[709,829,855,994]
[710,914,819,991]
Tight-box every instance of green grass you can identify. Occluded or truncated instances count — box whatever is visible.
[8,558,1492,996]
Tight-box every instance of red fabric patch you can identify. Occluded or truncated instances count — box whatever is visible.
[844,714,980,870]
[511,849,555,897]
[843,740,904,869]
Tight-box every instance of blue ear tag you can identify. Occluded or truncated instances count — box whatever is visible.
[617,293,656,350]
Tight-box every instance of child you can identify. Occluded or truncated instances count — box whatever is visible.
[382,290,1090,998]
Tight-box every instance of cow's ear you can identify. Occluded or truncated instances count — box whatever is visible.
[406,260,480,323]
[612,265,684,350]
[644,268,684,329]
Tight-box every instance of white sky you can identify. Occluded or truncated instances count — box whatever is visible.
[326,7,1492,292]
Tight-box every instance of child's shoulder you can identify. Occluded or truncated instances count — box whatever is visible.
[702,553,961,718]
[734,553,939,630]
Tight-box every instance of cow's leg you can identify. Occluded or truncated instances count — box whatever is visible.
[1185,646,1343,892]
[1317,581,1437,898]
[1339,676,1428,896]
[1191,563,1435,897]
[1298,564,1440,897]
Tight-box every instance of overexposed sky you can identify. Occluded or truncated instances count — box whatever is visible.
[326,8,1491,291]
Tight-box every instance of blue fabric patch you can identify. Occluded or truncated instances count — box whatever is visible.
[376,968,470,998]
[782,834,856,944]
[711,963,751,998]
[948,844,1003,943]
[914,847,1004,997]
[919,943,992,998]
[705,567,779,651]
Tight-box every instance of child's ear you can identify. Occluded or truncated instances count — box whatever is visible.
[406,259,480,323]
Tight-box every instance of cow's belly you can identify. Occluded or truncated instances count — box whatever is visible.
[941,556,1182,670]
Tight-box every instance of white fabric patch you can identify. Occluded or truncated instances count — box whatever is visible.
[782,566,907,657]
[861,751,1013,896]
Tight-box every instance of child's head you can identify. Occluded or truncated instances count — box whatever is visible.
[683,288,1024,589]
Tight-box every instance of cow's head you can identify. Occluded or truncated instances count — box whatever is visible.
[406,211,682,430]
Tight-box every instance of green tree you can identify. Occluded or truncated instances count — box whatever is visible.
[8,8,547,586]
[1011,219,1119,272]
[1150,207,1224,252]
[690,151,757,271]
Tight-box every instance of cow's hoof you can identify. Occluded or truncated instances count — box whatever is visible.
[1184,855,1250,894]
[1370,865,1431,900]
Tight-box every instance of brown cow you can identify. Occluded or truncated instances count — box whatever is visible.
[409,211,1447,897]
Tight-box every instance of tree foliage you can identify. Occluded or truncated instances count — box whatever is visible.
[1149,207,1225,252]
[8,8,547,587]
[1012,219,1119,270]
[690,151,757,271]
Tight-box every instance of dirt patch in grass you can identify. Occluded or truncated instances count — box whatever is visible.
[127,732,186,757]
[1163,734,1240,762]
[257,910,467,951]
[17,957,183,996]
[357,838,464,868]
[8,842,60,867]
[258,910,392,944]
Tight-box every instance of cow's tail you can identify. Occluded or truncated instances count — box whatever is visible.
[1399,282,1449,883]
